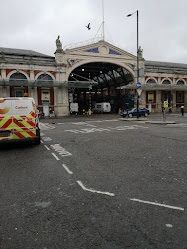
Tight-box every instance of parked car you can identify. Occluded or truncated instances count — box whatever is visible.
[120,108,150,118]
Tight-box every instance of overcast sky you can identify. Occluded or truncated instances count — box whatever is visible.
[1,0,187,64]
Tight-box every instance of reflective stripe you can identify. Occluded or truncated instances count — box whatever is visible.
[0,116,12,130]
[0,118,12,129]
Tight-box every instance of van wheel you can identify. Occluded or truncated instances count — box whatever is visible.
[128,113,133,118]
[144,113,148,117]
[35,129,41,145]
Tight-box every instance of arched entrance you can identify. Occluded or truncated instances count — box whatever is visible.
[68,62,134,114]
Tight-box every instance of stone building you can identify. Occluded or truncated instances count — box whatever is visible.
[0,37,187,116]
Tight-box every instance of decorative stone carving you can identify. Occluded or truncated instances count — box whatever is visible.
[67,58,80,67]
[99,45,109,55]
[56,54,64,63]
[127,63,136,71]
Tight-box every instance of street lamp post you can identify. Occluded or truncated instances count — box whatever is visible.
[127,10,139,119]
[88,73,92,115]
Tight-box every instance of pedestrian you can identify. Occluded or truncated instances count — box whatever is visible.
[181,105,184,116]
[169,106,172,113]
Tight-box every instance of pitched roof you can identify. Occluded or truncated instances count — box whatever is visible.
[145,60,187,69]
[0,47,54,58]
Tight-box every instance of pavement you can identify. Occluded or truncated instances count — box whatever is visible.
[40,112,187,125]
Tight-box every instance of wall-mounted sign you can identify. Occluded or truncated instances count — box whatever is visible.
[164,100,168,108]
[42,90,50,103]
[148,92,154,102]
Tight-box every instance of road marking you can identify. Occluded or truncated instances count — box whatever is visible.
[51,153,60,161]
[44,145,50,150]
[65,129,80,133]
[77,180,115,197]
[65,125,148,134]
[130,198,184,211]
[133,125,149,129]
[41,140,43,143]
[108,126,137,131]
[166,224,173,228]
[87,119,119,123]
[72,122,96,127]
[62,164,73,174]
[50,144,72,157]
[40,122,55,130]
[42,137,52,141]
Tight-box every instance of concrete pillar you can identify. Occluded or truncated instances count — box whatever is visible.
[156,90,162,112]
[158,76,161,84]
[29,68,38,104]
[140,90,146,106]
[171,90,176,111]
[54,67,69,116]
[184,92,187,111]
[0,68,10,97]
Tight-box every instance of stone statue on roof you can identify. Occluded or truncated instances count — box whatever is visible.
[138,46,143,59]
[56,35,62,51]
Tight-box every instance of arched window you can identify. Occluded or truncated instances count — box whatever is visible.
[177,80,184,85]
[9,73,28,97]
[9,72,27,81]
[162,79,171,84]
[146,78,156,84]
[37,74,53,82]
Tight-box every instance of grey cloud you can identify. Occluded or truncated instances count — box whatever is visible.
[0,0,186,63]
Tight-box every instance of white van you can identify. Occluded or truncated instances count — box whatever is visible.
[93,102,111,113]
[0,97,40,144]
[70,103,78,114]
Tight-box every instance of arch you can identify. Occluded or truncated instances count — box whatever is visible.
[36,73,53,82]
[146,77,157,84]
[35,72,55,81]
[176,79,185,85]
[161,78,172,84]
[7,70,29,80]
[8,72,28,97]
[66,59,135,82]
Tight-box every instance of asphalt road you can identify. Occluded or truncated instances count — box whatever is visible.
[0,114,187,249]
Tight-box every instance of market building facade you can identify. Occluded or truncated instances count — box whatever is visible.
[0,37,187,116]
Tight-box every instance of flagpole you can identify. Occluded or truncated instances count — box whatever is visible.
[102,0,105,40]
